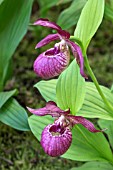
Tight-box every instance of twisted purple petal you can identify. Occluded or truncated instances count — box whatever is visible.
[34,18,62,31]
[34,18,70,39]
[27,101,70,117]
[35,33,60,49]
[41,124,72,157]
[68,115,104,133]
[58,30,70,39]
[66,40,87,79]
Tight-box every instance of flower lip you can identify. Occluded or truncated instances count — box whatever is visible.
[41,124,72,157]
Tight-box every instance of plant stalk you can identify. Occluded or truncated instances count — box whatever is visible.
[84,55,113,112]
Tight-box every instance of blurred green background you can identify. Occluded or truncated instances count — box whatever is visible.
[0,0,113,169]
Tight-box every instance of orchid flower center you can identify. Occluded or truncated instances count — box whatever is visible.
[44,39,68,58]
[45,47,60,56]
[49,115,70,137]
[49,124,65,136]
[55,39,68,52]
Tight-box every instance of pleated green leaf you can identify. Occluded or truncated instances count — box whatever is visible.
[63,125,112,161]
[56,60,86,114]
[34,79,113,120]
[71,162,113,170]
[74,0,104,51]
[98,119,113,150]
[28,115,113,162]
[78,82,113,120]
[28,115,52,141]
[0,89,17,108]
[57,0,87,29]
[0,0,33,89]
[0,98,30,131]
[34,79,57,102]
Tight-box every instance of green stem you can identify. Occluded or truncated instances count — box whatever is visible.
[84,55,113,112]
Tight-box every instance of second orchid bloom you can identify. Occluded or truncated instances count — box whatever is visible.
[33,18,87,79]
[27,101,103,157]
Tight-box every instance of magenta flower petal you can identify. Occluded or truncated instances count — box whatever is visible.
[34,18,62,31]
[33,44,70,79]
[27,101,70,117]
[35,33,60,49]
[41,124,72,157]
[58,30,70,39]
[66,40,87,79]
[34,18,70,39]
[68,116,103,133]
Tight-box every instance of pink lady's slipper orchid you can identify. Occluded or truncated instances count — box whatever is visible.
[33,18,87,79]
[27,101,103,157]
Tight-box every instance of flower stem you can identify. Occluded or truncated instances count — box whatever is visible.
[84,54,113,112]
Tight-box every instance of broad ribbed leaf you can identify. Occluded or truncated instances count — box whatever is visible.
[78,82,113,120]
[28,115,52,141]
[0,98,30,131]
[34,79,113,120]
[63,125,112,161]
[71,162,113,170]
[98,119,113,150]
[57,0,87,29]
[74,0,104,51]
[0,0,33,89]
[0,89,17,108]
[34,79,57,102]
[56,60,86,114]
[28,115,113,162]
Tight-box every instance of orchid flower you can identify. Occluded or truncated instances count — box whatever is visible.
[33,18,87,79]
[27,101,103,157]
